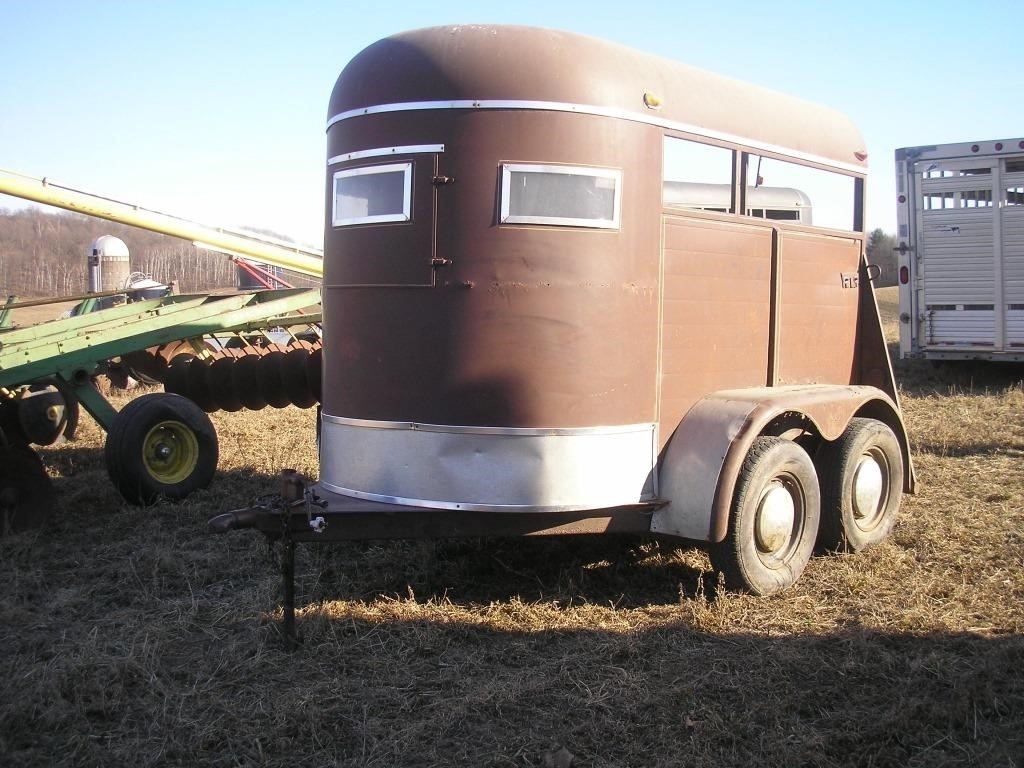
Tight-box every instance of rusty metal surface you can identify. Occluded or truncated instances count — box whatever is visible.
[653,385,913,542]
[234,483,659,542]
[775,232,862,385]
[659,216,773,437]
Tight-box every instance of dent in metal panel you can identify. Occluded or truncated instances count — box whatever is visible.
[320,415,657,512]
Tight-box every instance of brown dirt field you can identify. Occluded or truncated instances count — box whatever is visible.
[2,299,81,326]
[1,286,1023,767]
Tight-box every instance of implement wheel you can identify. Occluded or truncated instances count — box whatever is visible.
[709,437,820,595]
[104,393,218,506]
[816,418,903,553]
[0,444,55,535]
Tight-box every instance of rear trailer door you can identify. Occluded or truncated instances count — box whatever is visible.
[1003,159,1024,349]
[913,156,1024,354]
[914,158,997,350]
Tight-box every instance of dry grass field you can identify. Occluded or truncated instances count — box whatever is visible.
[2,287,1023,767]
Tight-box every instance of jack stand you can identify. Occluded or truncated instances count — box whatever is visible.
[278,468,304,650]
[280,537,298,650]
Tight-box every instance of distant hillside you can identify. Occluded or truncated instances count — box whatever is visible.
[0,207,317,297]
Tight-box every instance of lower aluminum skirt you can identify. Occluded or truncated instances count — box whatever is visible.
[320,414,658,512]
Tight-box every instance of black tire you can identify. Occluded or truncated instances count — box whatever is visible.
[104,393,218,506]
[816,417,903,553]
[709,437,820,595]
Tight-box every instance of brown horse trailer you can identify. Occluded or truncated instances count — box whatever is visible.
[213,25,914,611]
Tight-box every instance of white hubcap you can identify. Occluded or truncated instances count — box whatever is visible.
[755,482,795,553]
[852,455,884,521]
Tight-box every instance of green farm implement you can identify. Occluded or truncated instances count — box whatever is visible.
[0,166,325,532]
[0,287,321,531]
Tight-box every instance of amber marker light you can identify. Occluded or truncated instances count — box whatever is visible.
[643,91,662,109]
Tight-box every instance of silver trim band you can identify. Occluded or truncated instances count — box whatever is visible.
[327,143,445,165]
[320,415,658,512]
[326,99,865,175]
[322,412,652,437]
[318,480,608,513]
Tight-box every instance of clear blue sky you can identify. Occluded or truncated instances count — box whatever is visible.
[1,0,1020,246]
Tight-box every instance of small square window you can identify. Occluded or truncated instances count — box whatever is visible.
[333,162,412,226]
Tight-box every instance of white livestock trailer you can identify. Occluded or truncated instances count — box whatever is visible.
[895,138,1024,360]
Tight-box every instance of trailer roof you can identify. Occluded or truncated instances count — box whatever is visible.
[895,137,1024,162]
[328,25,867,172]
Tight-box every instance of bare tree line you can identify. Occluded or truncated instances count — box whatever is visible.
[0,208,318,298]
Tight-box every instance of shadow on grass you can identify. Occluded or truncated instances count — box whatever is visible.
[4,457,1023,767]
[303,535,713,609]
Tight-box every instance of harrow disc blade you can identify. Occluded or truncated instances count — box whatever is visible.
[207,356,244,412]
[158,340,207,366]
[185,357,218,413]
[257,351,292,409]
[281,348,317,409]
[16,383,77,446]
[163,355,193,398]
[232,354,268,410]
[120,347,166,384]
[0,444,55,535]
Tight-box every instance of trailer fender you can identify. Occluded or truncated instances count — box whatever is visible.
[651,385,913,542]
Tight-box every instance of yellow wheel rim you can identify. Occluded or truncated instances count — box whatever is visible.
[142,420,199,485]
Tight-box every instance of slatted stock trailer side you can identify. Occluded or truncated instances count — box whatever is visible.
[895,138,1024,360]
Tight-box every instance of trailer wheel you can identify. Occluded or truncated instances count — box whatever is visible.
[709,437,820,595]
[104,393,218,506]
[816,418,903,553]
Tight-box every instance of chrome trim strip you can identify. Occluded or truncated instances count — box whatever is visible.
[326,99,865,175]
[321,412,654,437]
[327,143,444,165]
[319,480,609,513]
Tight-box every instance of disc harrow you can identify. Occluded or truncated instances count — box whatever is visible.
[0,287,321,518]
[161,340,322,413]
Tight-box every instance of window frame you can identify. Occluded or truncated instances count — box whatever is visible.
[332,161,413,227]
[742,151,858,232]
[661,136,737,214]
[499,163,623,229]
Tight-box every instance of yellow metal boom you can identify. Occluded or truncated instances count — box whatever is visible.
[0,167,323,278]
